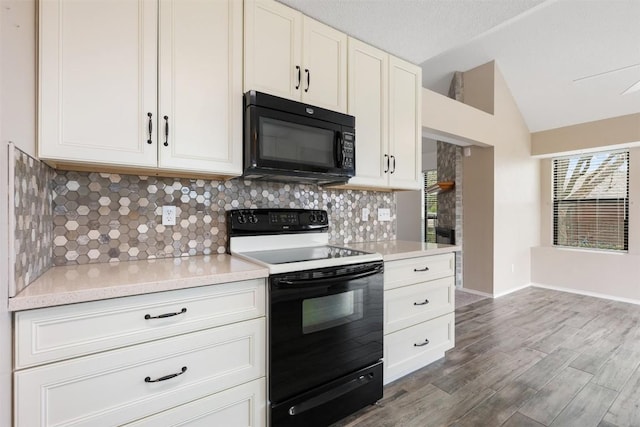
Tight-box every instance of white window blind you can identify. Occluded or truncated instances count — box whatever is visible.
[553,149,628,251]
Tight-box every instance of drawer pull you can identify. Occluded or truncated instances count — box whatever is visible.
[144,307,187,320]
[414,267,430,272]
[414,339,430,347]
[144,366,187,383]
[414,299,430,306]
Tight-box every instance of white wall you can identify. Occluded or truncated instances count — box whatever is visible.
[1,1,37,423]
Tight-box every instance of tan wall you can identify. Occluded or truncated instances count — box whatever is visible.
[1,0,37,157]
[396,190,423,242]
[461,62,494,115]
[462,146,494,294]
[532,113,640,157]
[490,66,539,295]
[532,146,640,300]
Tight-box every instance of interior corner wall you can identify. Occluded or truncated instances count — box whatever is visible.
[490,66,539,296]
[462,146,494,294]
[531,146,640,301]
[396,190,423,242]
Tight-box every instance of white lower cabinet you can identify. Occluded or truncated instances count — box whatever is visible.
[383,253,456,384]
[125,378,266,427]
[13,282,267,427]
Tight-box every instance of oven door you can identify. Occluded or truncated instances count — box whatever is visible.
[269,261,383,404]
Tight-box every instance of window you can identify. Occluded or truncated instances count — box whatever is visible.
[553,149,628,251]
[424,170,438,243]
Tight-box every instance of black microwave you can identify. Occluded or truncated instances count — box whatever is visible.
[243,91,355,185]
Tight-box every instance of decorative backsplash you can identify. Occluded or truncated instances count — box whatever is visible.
[12,146,54,295]
[50,172,397,266]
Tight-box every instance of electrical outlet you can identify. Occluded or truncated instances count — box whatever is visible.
[378,208,391,222]
[362,208,370,221]
[162,206,177,226]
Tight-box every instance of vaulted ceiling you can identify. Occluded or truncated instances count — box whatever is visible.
[278,0,640,132]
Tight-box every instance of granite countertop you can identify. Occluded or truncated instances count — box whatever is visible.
[8,254,269,312]
[345,240,460,261]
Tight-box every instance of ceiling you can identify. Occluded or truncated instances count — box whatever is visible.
[278,0,640,133]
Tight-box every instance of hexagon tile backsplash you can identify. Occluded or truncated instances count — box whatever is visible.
[13,148,397,289]
[50,172,397,267]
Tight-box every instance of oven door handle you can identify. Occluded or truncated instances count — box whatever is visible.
[277,265,383,287]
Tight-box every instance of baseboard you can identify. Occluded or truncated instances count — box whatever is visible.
[459,284,532,299]
[493,283,532,298]
[457,287,493,298]
[531,283,640,306]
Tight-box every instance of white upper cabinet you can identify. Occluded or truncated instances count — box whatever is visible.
[244,0,347,113]
[346,38,422,190]
[158,0,243,175]
[39,0,158,168]
[38,0,243,177]
[388,56,422,190]
[346,38,389,188]
[301,16,347,112]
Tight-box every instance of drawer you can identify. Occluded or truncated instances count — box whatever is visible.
[384,312,455,384]
[384,253,454,290]
[125,378,266,427]
[14,317,265,427]
[384,276,454,334]
[15,279,265,368]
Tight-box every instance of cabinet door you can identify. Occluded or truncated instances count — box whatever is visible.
[158,0,242,175]
[346,38,389,188]
[301,17,347,112]
[38,0,158,168]
[244,0,302,101]
[388,56,422,190]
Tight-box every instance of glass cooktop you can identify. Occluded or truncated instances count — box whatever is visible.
[241,245,374,265]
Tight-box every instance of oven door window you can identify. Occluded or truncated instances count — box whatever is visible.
[260,117,337,169]
[302,289,364,334]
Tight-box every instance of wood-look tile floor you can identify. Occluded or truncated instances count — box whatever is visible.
[332,287,640,427]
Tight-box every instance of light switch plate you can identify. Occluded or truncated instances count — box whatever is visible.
[162,206,177,226]
[378,208,391,222]
[362,208,370,221]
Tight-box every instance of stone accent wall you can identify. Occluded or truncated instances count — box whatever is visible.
[50,171,396,266]
[437,141,463,288]
[11,146,54,295]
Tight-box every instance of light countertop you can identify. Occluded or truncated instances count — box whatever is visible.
[9,240,459,312]
[345,240,460,261]
[8,254,269,311]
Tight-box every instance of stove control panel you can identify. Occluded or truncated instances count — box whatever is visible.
[228,208,329,235]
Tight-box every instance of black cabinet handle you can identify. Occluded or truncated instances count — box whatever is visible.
[145,366,187,383]
[413,299,429,306]
[295,65,301,90]
[163,115,169,147]
[146,112,153,144]
[390,155,396,174]
[144,307,187,320]
[384,154,389,173]
[414,267,430,272]
[414,339,430,347]
[304,68,310,92]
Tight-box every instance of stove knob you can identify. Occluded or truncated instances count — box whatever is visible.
[319,213,326,223]
[237,215,246,224]
[249,214,258,224]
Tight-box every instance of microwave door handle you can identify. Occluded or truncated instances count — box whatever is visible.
[277,265,383,287]
[335,132,344,168]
